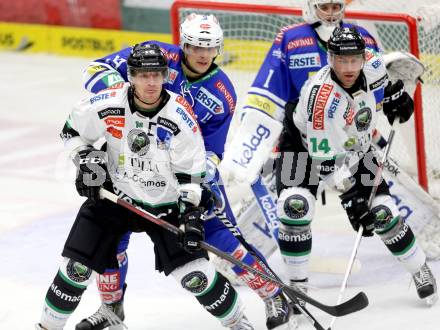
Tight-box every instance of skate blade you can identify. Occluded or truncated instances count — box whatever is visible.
[424,293,438,306]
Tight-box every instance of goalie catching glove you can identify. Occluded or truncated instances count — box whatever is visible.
[340,191,375,237]
[73,146,109,201]
[383,79,414,124]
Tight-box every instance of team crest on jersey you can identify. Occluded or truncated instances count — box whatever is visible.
[195,87,224,114]
[355,107,372,131]
[127,129,150,156]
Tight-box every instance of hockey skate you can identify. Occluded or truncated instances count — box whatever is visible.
[412,262,438,306]
[289,279,308,315]
[35,324,47,330]
[264,292,297,330]
[75,301,126,330]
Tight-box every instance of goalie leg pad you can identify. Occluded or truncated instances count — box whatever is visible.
[171,259,240,320]
[277,187,315,280]
[373,194,426,274]
[41,257,96,329]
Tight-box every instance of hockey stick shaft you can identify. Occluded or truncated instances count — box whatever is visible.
[214,210,326,330]
[328,123,396,329]
[100,188,368,317]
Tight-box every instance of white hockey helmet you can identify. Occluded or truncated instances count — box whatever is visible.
[303,0,345,26]
[180,13,224,55]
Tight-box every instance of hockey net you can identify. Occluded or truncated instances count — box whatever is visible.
[171,0,440,200]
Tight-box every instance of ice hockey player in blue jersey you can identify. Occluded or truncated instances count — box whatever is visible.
[77,13,294,330]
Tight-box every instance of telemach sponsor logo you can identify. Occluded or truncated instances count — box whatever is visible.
[385,223,409,245]
[50,283,82,302]
[278,231,312,242]
[205,282,231,311]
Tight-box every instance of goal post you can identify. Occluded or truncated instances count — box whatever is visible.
[170,0,440,198]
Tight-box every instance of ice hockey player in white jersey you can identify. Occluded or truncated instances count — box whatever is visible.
[76,14,293,330]
[35,44,255,330]
[276,27,437,307]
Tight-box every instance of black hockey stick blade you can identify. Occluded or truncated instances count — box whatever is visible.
[200,241,369,317]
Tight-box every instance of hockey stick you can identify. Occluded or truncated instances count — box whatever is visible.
[99,188,368,318]
[213,209,327,330]
[327,123,397,330]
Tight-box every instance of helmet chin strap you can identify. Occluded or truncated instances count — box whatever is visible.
[315,23,339,42]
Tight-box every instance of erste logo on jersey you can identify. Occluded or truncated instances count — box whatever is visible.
[90,91,117,104]
[328,92,341,118]
[313,84,333,130]
[289,52,321,69]
[195,87,224,114]
[176,95,198,133]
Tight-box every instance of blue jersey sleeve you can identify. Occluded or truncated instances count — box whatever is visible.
[83,41,179,94]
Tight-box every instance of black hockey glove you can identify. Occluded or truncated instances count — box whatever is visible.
[73,147,108,201]
[383,80,414,124]
[340,192,375,237]
[179,206,205,253]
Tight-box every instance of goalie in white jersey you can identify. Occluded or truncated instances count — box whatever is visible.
[36,44,253,330]
[277,27,437,306]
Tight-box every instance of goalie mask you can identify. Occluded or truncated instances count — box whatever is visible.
[127,43,168,82]
[303,0,345,41]
[180,13,224,56]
